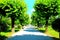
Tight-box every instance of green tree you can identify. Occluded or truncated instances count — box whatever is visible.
[0,0,27,32]
[34,0,59,32]
[31,12,40,27]
[0,3,6,32]
[19,13,29,26]
[31,12,45,27]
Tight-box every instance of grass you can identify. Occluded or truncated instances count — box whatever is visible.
[0,24,23,38]
[47,26,59,38]
[37,26,59,38]
[0,27,21,37]
[0,32,12,37]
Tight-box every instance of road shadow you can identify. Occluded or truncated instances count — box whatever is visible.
[24,29,45,33]
[7,34,54,40]
[24,29,39,32]
[51,37,60,40]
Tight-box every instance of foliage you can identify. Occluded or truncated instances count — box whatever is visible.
[52,18,60,32]
[0,20,8,32]
[31,12,42,26]
[31,12,45,26]
[0,0,27,32]
[33,0,59,29]
[49,16,56,25]
[0,35,7,40]
[19,13,29,26]
[35,0,58,20]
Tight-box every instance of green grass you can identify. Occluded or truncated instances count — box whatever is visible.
[0,27,22,37]
[37,26,59,38]
[47,26,59,38]
[0,32,12,37]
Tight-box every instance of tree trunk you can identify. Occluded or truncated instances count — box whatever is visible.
[11,18,15,33]
[37,23,39,27]
[37,20,39,27]
[45,20,48,32]
[0,16,2,34]
[59,32,60,39]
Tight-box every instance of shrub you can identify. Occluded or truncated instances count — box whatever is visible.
[52,18,60,32]
[0,21,8,32]
[0,35,7,40]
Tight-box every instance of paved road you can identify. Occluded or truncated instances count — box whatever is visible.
[8,25,54,40]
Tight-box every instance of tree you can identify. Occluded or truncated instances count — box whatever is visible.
[31,12,40,27]
[52,18,60,39]
[0,3,6,32]
[0,0,27,32]
[34,0,59,32]
[31,12,45,27]
[19,13,29,26]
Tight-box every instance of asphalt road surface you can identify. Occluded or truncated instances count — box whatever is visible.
[8,25,54,40]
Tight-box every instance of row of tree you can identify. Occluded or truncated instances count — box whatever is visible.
[0,0,29,32]
[31,0,60,38]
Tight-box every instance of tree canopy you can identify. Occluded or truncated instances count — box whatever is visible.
[31,0,59,32]
[0,0,28,32]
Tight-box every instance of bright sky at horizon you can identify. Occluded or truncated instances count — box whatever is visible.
[24,0,35,15]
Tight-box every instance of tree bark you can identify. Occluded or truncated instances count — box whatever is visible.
[37,23,39,27]
[59,32,60,39]
[45,20,48,32]
[11,18,15,33]
[0,16,2,34]
[37,20,39,27]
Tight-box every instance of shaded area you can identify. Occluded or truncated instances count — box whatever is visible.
[38,30,45,33]
[24,29,39,32]
[15,29,20,32]
[0,21,9,32]
[4,29,20,32]
[24,30,39,32]
[52,18,60,32]
[5,30,11,32]
[24,26,42,32]
[8,35,53,40]
[0,35,7,40]
[51,37,60,40]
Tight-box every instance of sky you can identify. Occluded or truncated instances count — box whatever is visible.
[24,0,35,15]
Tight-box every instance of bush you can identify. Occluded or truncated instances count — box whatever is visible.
[0,21,8,32]
[0,35,7,40]
[52,18,60,32]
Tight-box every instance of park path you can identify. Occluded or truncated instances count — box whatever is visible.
[8,25,54,40]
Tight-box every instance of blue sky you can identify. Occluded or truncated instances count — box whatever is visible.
[24,0,35,15]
